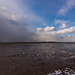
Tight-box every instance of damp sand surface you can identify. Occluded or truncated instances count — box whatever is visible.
[0,43,75,75]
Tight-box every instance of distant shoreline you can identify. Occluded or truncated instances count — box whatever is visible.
[0,42,75,44]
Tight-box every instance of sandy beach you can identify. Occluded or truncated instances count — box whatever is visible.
[0,43,75,75]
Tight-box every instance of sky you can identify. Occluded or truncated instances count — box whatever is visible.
[0,0,75,42]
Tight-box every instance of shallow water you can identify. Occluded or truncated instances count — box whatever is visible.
[0,43,75,75]
[47,68,75,75]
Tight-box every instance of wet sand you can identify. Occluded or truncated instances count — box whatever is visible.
[0,43,75,75]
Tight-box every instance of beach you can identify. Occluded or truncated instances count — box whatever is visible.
[0,43,75,75]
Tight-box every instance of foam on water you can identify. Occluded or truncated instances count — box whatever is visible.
[47,68,75,75]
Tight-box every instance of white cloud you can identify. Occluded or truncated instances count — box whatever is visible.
[35,26,75,42]
[57,27,75,34]
[55,20,67,29]
[0,6,20,21]
[37,26,75,35]
[55,20,68,25]
[60,24,67,29]
[55,19,75,28]
[37,28,43,32]
[58,0,75,15]
[0,0,45,24]
[44,26,56,32]
[37,26,56,32]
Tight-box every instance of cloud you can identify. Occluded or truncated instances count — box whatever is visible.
[0,6,20,21]
[0,0,45,24]
[44,26,56,32]
[58,0,75,15]
[0,14,35,42]
[35,26,75,42]
[0,1,37,42]
[0,0,46,42]
[57,27,75,34]
[37,26,56,32]
[60,24,67,29]
[55,20,67,29]
[55,20,68,25]
[64,35,75,42]
[55,19,75,28]
[37,28,43,32]
[0,0,75,42]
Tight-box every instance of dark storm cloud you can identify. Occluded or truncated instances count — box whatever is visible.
[0,14,35,42]
[0,1,44,42]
